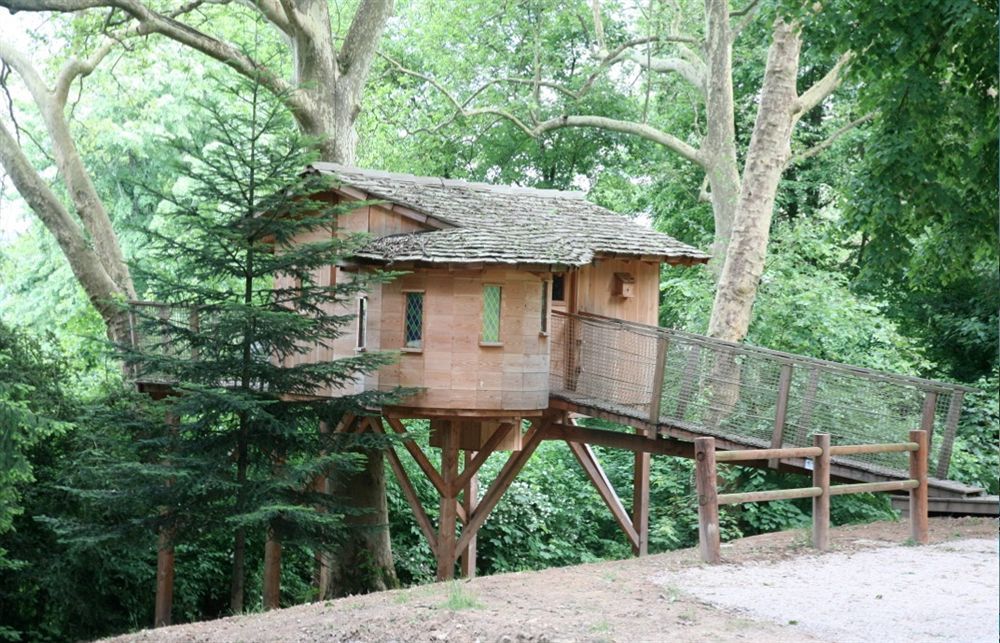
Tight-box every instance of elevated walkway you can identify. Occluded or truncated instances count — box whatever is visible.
[549,311,986,501]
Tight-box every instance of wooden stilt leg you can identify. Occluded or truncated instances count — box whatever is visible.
[632,427,651,556]
[314,418,332,599]
[155,411,178,628]
[154,529,174,627]
[568,440,640,551]
[262,526,281,610]
[454,421,546,555]
[459,450,478,578]
[436,423,459,581]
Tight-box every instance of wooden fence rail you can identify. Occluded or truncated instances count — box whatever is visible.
[695,430,929,564]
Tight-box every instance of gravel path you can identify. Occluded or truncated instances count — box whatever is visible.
[661,538,999,643]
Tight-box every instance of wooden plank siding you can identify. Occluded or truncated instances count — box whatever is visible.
[379,266,550,411]
[574,257,660,325]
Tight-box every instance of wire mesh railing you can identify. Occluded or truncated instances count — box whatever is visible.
[550,311,973,480]
[126,300,199,383]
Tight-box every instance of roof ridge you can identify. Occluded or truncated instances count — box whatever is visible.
[310,162,587,200]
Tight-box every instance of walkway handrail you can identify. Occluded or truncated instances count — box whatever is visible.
[694,430,930,563]
[549,311,970,480]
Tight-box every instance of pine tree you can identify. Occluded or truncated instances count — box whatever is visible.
[124,75,398,614]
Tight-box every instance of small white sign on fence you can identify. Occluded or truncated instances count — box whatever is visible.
[803,458,814,471]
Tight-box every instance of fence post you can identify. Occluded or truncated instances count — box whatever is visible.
[768,363,793,469]
[935,391,964,479]
[648,336,669,423]
[694,437,721,564]
[811,433,831,551]
[909,429,929,545]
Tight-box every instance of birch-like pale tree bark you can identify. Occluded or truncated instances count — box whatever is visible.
[0,39,136,342]
[1,0,397,606]
[389,0,856,344]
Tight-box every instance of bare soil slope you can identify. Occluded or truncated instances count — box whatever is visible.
[108,517,997,643]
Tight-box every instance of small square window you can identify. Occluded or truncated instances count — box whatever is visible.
[404,291,423,349]
[481,285,502,343]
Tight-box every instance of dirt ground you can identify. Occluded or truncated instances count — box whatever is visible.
[107,517,998,643]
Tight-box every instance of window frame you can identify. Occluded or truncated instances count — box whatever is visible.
[551,273,566,303]
[540,280,550,336]
[479,283,504,346]
[402,289,424,352]
[356,295,368,351]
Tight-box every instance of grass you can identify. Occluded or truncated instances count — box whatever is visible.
[589,620,611,633]
[662,584,682,603]
[437,581,483,611]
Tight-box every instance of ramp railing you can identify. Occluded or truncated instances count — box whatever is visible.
[694,430,930,563]
[549,311,972,480]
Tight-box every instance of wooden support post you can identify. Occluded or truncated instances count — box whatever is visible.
[314,418,335,599]
[811,433,831,551]
[919,391,938,455]
[935,391,964,479]
[436,423,459,581]
[674,344,701,419]
[262,526,281,610]
[373,419,439,556]
[459,451,478,578]
[154,529,175,628]
[909,429,929,545]
[385,417,447,495]
[694,437,721,564]
[794,368,820,445]
[632,427,652,556]
[568,441,640,551]
[454,422,546,555]
[154,411,178,628]
[648,336,669,423]
[768,363,793,469]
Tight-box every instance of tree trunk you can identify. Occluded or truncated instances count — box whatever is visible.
[230,419,250,612]
[282,0,398,592]
[702,0,741,265]
[0,120,134,344]
[709,20,801,342]
[323,449,398,597]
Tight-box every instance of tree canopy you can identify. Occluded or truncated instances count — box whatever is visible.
[0,1,996,639]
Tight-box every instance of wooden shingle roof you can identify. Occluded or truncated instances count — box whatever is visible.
[311,163,710,266]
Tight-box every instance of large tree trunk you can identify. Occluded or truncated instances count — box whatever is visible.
[702,0,741,265]
[709,20,801,342]
[323,450,398,597]
[280,0,398,593]
[0,119,134,343]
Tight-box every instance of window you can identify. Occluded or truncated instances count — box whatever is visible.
[404,291,423,349]
[540,281,549,334]
[356,296,368,350]
[552,274,566,302]
[481,285,502,343]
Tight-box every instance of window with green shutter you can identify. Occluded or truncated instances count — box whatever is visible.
[481,285,502,343]
[404,291,423,349]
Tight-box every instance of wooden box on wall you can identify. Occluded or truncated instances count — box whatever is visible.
[429,418,523,451]
[613,272,636,298]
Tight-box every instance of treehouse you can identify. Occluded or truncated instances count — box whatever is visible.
[277,163,710,427]
[135,165,984,627]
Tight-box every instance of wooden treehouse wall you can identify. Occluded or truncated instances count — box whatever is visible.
[378,266,550,411]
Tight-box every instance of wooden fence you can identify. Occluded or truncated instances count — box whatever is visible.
[694,429,929,563]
